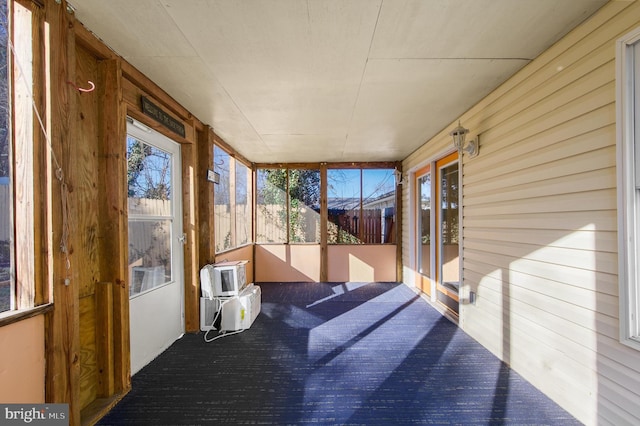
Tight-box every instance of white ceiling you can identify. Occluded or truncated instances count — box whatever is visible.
[70,0,608,163]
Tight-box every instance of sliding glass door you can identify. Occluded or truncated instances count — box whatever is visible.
[415,152,460,315]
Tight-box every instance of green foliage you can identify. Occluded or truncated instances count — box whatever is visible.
[261,168,320,207]
[287,169,320,243]
[287,169,320,208]
[127,140,149,197]
[260,168,286,204]
[327,220,362,244]
[259,168,320,243]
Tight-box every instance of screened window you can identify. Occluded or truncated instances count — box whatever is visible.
[327,169,361,244]
[256,166,395,245]
[235,161,251,246]
[363,169,396,243]
[328,168,395,244]
[214,145,251,253]
[256,168,321,244]
[288,169,320,243]
[256,168,287,243]
[214,146,231,252]
[617,26,640,350]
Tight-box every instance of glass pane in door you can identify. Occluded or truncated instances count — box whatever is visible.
[128,219,172,296]
[438,160,459,311]
[418,172,431,278]
[127,136,174,298]
[127,137,172,204]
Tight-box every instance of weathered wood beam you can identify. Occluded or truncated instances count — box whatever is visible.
[97,58,130,395]
[197,126,215,265]
[320,165,328,281]
[182,140,200,332]
[44,0,80,424]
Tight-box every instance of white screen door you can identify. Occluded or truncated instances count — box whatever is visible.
[126,118,184,375]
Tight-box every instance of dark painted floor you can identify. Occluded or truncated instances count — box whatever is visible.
[98,282,581,425]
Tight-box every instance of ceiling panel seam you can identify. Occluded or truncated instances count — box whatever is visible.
[343,0,384,156]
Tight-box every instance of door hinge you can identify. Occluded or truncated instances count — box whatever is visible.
[178,233,187,244]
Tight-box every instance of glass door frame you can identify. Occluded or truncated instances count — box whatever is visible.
[414,163,433,296]
[412,150,461,316]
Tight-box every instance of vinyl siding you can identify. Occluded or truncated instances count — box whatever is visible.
[402,1,640,425]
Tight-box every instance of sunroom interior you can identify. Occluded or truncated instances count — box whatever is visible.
[4,0,640,425]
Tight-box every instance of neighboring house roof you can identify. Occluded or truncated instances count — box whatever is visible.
[327,197,360,211]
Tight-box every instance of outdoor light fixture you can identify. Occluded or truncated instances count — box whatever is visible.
[449,121,479,158]
[394,168,405,185]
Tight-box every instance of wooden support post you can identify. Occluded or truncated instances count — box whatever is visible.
[320,164,328,281]
[395,162,403,282]
[97,58,130,395]
[229,156,237,248]
[252,166,257,281]
[197,126,215,264]
[182,140,200,332]
[45,0,80,424]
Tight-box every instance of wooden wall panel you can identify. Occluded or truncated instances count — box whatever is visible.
[45,1,80,424]
[73,41,112,416]
[74,45,100,300]
[46,11,132,424]
[97,58,130,398]
[35,0,218,423]
[402,2,640,425]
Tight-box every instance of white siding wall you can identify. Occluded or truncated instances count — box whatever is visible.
[402,2,640,425]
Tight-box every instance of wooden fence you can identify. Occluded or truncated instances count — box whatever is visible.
[255,204,320,243]
[254,204,394,244]
[328,208,388,243]
[214,203,252,251]
[127,198,171,285]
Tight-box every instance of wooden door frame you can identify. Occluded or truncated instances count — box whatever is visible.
[414,163,432,296]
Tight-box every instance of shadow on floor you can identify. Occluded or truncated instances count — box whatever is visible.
[98,282,581,425]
